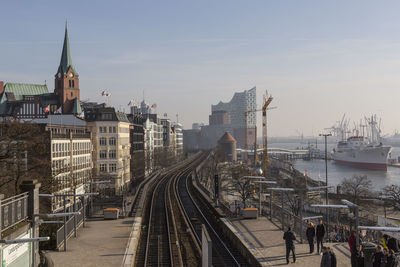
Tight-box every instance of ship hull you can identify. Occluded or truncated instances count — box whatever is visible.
[333,159,387,170]
[332,146,392,171]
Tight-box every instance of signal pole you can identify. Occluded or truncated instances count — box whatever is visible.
[214,174,219,206]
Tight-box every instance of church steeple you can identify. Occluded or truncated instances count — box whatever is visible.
[54,23,80,114]
[59,23,74,74]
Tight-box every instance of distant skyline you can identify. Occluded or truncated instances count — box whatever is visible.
[2,1,400,136]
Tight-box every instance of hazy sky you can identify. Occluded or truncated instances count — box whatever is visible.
[2,1,400,137]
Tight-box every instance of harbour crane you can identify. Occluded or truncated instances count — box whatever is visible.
[244,93,274,174]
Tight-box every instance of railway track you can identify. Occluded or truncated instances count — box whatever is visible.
[134,152,248,266]
[134,155,204,266]
[176,168,249,266]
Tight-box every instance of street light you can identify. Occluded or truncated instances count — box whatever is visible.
[319,133,332,242]
[318,133,332,205]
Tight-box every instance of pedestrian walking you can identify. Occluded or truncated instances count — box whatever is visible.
[328,247,337,267]
[349,231,357,267]
[283,226,296,264]
[372,245,384,267]
[306,222,316,253]
[320,246,331,267]
[316,219,326,254]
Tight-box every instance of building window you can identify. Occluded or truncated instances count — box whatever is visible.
[99,127,107,133]
[109,137,116,146]
[113,127,116,133]
[100,164,107,172]
[109,163,116,172]
[69,80,72,88]
[72,80,75,88]
[100,137,107,146]
[109,126,113,133]
[100,150,107,159]
[109,150,116,159]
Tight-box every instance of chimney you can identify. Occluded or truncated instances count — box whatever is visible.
[0,81,4,95]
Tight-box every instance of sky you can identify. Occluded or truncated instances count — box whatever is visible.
[2,1,400,137]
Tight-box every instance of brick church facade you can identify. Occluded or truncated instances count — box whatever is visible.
[0,25,82,118]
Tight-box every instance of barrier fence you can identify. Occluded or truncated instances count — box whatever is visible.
[1,192,29,232]
[55,203,85,249]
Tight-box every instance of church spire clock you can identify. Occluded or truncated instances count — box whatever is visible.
[54,23,80,114]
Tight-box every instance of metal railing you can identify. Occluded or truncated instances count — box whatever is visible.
[268,202,308,242]
[55,204,85,249]
[1,192,29,232]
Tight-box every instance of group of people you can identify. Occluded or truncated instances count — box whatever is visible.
[306,219,326,254]
[372,245,398,267]
[283,219,337,266]
[283,219,399,266]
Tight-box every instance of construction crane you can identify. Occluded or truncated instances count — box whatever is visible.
[262,94,273,175]
[244,93,274,173]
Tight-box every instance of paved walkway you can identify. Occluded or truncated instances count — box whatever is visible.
[226,216,352,266]
[46,216,135,267]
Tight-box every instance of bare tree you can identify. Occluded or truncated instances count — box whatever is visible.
[0,120,55,197]
[340,175,372,204]
[227,165,254,208]
[154,146,177,169]
[382,184,400,210]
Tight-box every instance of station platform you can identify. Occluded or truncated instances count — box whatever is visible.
[224,216,352,266]
[45,216,137,267]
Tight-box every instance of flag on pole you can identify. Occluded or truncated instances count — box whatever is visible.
[101,90,111,97]
[44,105,50,113]
[54,106,62,114]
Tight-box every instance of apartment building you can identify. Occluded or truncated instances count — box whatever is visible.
[30,115,92,212]
[85,107,130,195]
[173,122,183,156]
[127,113,145,180]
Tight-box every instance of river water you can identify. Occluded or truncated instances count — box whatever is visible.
[269,142,400,190]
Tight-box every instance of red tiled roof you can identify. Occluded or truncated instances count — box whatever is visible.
[219,132,236,143]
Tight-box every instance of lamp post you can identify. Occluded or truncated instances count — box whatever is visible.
[319,133,332,204]
[319,133,332,240]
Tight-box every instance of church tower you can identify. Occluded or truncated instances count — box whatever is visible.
[54,24,80,114]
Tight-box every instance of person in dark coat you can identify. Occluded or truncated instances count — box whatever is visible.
[316,219,326,254]
[320,246,331,267]
[283,226,296,264]
[348,231,357,267]
[373,245,385,267]
[387,236,399,253]
[306,222,316,253]
[355,244,364,267]
[385,249,397,267]
[328,247,337,267]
